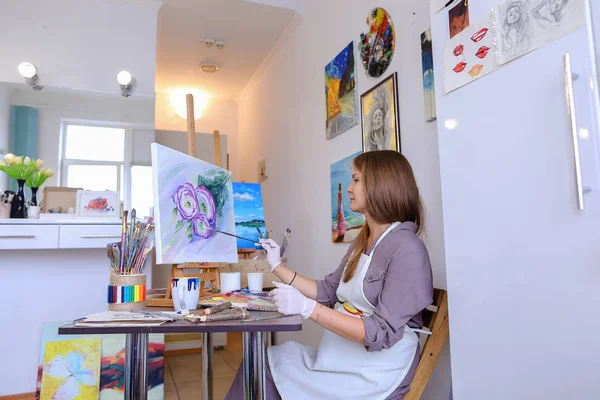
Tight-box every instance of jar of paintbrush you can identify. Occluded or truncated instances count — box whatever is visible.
[106,209,154,311]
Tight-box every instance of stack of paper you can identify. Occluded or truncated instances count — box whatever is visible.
[73,311,174,327]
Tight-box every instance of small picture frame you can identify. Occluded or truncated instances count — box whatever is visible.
[76,190,119,218]
[360,72,401,153]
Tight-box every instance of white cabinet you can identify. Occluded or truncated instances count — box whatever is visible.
[0,220,122,250]
[59,224,122,249]
[0,225,59,250]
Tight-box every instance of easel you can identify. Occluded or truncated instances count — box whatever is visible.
[147,94,234,307]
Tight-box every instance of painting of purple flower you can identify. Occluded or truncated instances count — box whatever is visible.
[191,214,213,239]
[152,143,237,264]
[172,183,199,220]
[195,186,216,224]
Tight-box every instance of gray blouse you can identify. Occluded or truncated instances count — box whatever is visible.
[316,221,434,352]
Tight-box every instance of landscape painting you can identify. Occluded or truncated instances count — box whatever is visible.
[325,41,359,140]
[331,151,365,243]
[151,143,237,264]
[232,182,265,250]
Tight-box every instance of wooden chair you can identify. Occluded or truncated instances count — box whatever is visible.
[405,288,450,400]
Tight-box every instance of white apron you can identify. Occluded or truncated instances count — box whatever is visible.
[268,222,419,400]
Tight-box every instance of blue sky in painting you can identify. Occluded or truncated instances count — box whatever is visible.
[325,42,351,79]
[232,182,265,249]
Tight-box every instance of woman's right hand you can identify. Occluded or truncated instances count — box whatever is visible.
[257,239,282,271]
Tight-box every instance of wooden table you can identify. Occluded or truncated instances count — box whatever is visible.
[58,310,302,400]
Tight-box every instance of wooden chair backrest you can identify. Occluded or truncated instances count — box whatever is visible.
[405,288,449,400]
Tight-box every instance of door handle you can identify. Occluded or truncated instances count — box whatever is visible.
[0,235,35,239]
[80,234,122,239]
[563,53,585,210]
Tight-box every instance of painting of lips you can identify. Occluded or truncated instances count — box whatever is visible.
[476,46,490,59]
[468,64,484,77]
[471,28,488,43]
[453,45,464,56]
[453,62,467,73]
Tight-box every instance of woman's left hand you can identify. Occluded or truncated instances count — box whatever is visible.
[269,281,316,319]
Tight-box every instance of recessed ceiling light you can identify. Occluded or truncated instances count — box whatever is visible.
[200,63,219,73]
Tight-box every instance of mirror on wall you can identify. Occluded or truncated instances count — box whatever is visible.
[0,0,160,217]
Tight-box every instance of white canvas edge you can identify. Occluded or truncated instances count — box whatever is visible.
[150,143,165,264]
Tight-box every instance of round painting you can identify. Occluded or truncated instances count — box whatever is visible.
[359,7,395,78]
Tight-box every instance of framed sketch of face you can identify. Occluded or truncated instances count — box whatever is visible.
[360,72,401,152]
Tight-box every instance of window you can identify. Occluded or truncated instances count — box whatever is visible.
[61,122,154,217]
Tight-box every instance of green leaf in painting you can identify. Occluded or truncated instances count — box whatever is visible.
[175,220,183,232]
[173,208,178,218]
[186,221,193,236]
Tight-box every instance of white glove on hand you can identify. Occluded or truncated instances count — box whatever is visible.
[257,239,281,271]
[269,281,316,319]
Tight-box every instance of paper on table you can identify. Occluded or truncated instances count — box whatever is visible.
[75,311,173,324]
[493,0,586,65]
[443,12,499,93]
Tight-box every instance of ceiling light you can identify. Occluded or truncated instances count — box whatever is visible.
[171,89,209,120]
[200,63,219,73]
[117,70,132,86]
[18,62,36,78]
[17,62,43,91]
[117,70,134,98]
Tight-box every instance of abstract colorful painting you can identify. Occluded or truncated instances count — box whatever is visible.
[421,29,437,122]
[331,151,365,243]
[151,143,237,264]
[361,72,400,152]
[36,321,165,400]
[449,0,470,39]
[40,339,101,400]
[443,12,499,93]
[325,41,359,140]
[359,7,395,78]
[232,182,265,250]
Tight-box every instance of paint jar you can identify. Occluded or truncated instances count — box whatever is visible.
[220,272,241,294]
[108,273,147,311]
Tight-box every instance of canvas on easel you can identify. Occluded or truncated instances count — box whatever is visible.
[232,182,265,250]
[151,143,237,264]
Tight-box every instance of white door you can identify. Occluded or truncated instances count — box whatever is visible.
[431,0,600,398]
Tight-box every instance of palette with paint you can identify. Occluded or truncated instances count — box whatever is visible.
[198,290,277,312]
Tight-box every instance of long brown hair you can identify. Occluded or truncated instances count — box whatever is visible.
[343,151,423,282]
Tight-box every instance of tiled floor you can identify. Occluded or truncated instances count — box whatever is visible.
[164,332,242,400]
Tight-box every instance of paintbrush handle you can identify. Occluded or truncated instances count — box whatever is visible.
[206,227,256,244]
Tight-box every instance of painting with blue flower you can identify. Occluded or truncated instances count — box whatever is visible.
[151,143,237,264]
[232,182,265,249]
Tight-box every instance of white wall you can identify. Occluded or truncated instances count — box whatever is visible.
[0,0,160,97]
[10,88,155,187]
[155,93,239,179]
[237,1,450,398]
[0,85,13,192]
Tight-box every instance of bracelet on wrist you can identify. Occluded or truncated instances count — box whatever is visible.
[288,271,297,286]
[314,304,324,324]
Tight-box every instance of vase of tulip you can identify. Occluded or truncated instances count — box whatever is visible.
[0,154,45,218]
[26,163,54,207]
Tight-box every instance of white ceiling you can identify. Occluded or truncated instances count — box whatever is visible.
[155,0,298,101]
